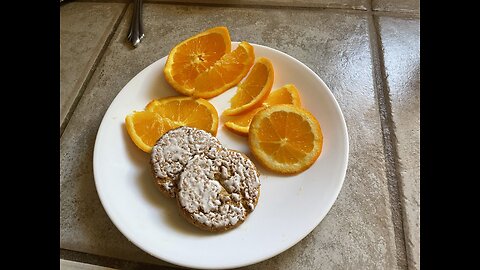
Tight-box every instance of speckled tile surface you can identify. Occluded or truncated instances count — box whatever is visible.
[186,0,368,9]
[60,259,117,270]
[60,3,402,269]
[60,2,125,126]
[77,0,368,10]
[372,0,419,12]
[377,16,420,270]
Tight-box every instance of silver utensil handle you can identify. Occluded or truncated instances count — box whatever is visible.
[127,0,144,47]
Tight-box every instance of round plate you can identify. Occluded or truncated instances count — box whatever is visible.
[93,42,349,269]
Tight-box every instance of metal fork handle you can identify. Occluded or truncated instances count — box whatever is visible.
[127,0,144,47]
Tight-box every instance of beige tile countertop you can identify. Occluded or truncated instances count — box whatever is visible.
[60,0,419,269]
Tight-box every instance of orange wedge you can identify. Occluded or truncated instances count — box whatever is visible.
[223,57,274,116]
[125,111,178,153]
[265,84,302,106]
[125,96,218,153]
[192,41,255,98]
[224,84,301,136]
[248,104,323,174]
[163,26,231,96]
[145,96,219,135]
[163,26,255,99]
[224,107,266,136]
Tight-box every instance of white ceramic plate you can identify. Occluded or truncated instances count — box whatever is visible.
[93,42,349,269]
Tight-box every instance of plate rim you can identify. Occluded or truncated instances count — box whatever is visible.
[93,42,349,269]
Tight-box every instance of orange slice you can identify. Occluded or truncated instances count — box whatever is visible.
[248,104,323,174]
[224,84,301,136]
[163,26,231,96]
[192,41,255,98]
[145,96,219,136]
[223,57,274,116]
[125,111,178,153]
[125,96,218,153]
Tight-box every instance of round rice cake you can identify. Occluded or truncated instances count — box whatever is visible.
[176,150,261,232]
[150,126,225,198]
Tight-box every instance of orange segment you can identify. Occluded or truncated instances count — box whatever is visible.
[192,41,255,98]
[224,84,301,136]
[164,26,232,96]
[248,104,323,174]
[223,57,274,116]
[125,111,178,153]
[145,96,219,136]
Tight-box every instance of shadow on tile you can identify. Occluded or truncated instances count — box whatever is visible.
[73,158,137,253]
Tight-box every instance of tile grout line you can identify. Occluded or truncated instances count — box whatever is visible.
[141,0,369,11]
[60,3,129,137]
[74,0,367,11]
[367,3,409,270]
[60,248,180,270]
[71,0,420,17]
